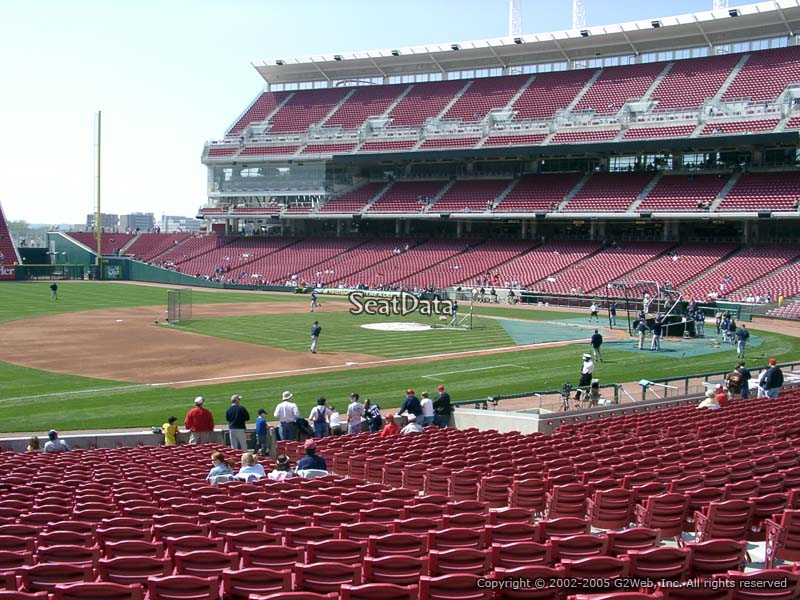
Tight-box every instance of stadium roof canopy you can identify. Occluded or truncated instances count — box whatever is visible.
[253,0,800,86]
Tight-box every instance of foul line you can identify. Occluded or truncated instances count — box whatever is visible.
[2,340,568,401]
[422,364,530,382]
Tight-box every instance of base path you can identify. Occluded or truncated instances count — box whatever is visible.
[0,301,601,388]
[0,302,379,386]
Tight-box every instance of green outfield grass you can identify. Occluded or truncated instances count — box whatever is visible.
[0,282,798,433]
[0,281,308,324]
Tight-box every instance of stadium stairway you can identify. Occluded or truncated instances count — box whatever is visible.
[730,257,800,302]
[627,172,664,213]
[639,62,675,102]
[316,88,358,128]
[563,69,603,112]
[501,74,537,112]
[431,80,474,123]
[421,180,458,213]
[360,182,395,212]
[709,172,742,212]
[712,54,752,102]
[489,178,521,210]
[556,173,592,210]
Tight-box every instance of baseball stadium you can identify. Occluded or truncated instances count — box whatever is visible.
[3,1,800,598]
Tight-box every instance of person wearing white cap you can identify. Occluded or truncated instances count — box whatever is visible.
[274,391,299,442]
[226,394,250,451]
[184,396,215,445]
[575,354,594,401]
[400,414,424,435]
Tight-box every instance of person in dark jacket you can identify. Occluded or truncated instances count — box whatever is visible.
[397,389,423,419]
[433,384,453,428]
[759,358,784,399]
[590,329,603,362]
[297,439,327,472]
[225,394,250,451]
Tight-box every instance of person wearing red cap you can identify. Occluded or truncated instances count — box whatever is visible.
[433,384,453,428]
[297,438,327,472]
[380,414,400,437]
[758,358,784,399]
[397,389,422,421]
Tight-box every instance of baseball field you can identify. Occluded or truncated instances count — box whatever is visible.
[0,280,798,433]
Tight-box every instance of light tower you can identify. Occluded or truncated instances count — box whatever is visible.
[713,0,729,10]
[509,0,521,37]
[573,0,586,30]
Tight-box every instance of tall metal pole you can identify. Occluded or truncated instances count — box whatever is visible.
[572,0,586,30]
[509,0,522,37]
[95,111,102,280]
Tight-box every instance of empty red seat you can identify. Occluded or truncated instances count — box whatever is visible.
[51,582,142,600]
[146,575,220,600]
[221,567,292,599]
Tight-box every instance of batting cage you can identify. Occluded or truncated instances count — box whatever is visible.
[166,288,192,324]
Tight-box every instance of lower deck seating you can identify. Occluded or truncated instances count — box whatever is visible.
[2,390,800,599]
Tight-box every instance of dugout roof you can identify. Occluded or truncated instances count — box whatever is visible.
[253,0,800,86]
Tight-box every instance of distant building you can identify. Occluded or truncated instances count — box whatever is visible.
[120,213,154,232]
[161,215,203,233]
[86,213,118,230]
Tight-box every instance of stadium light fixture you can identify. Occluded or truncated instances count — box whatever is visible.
[651,20,662,28]
[729,8,740,16]
[275,59,285,66]
[580,29,590,37]
[451,43,461,51]
[334,54,343,61]
[391,49,401,56]
[514,37,523,44]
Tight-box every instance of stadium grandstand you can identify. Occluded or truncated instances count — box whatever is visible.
[4,3,800,600]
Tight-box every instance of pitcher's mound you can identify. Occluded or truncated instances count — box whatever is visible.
[361,322,432,332]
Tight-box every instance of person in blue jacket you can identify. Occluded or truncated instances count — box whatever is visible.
[397,388,423,420]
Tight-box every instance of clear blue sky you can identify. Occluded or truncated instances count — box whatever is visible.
[0,0,750,225]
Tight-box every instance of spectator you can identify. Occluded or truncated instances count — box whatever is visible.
[226,394,250,451]
[162,416,178,446]
[44,430,69,452]
[268,454,295,481]
[759,358,784,399]
[297,439,328,471]
[380,414,400,437]
[185,396,215,445]
[206,451,234,482]
[726,364,745,399]
[236,452,266,482]
[309,397,330,438]
[397,389,423,420]
[274,391,299,441]
[329,405,342,435]
[420,392,434,427]
[400,414,424,435]
[346,393,365,435]
[26,436,40,453]
[697,390,720,410]
[738,362,752,399]
[714,384,729,408]
[364,398,383,433]
[254,409,269,456]
[433,384,453,428]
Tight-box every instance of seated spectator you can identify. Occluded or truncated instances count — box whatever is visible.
[44,430,70,452]
[297,439,327,472]
[380,414,400,437]
[206,451,235,482]
[236,452,266,482]
[400,414,424,435]
[714,384,730,408]
[697,390,720,410]
[268,454,296,480]
[26,436,40,453]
